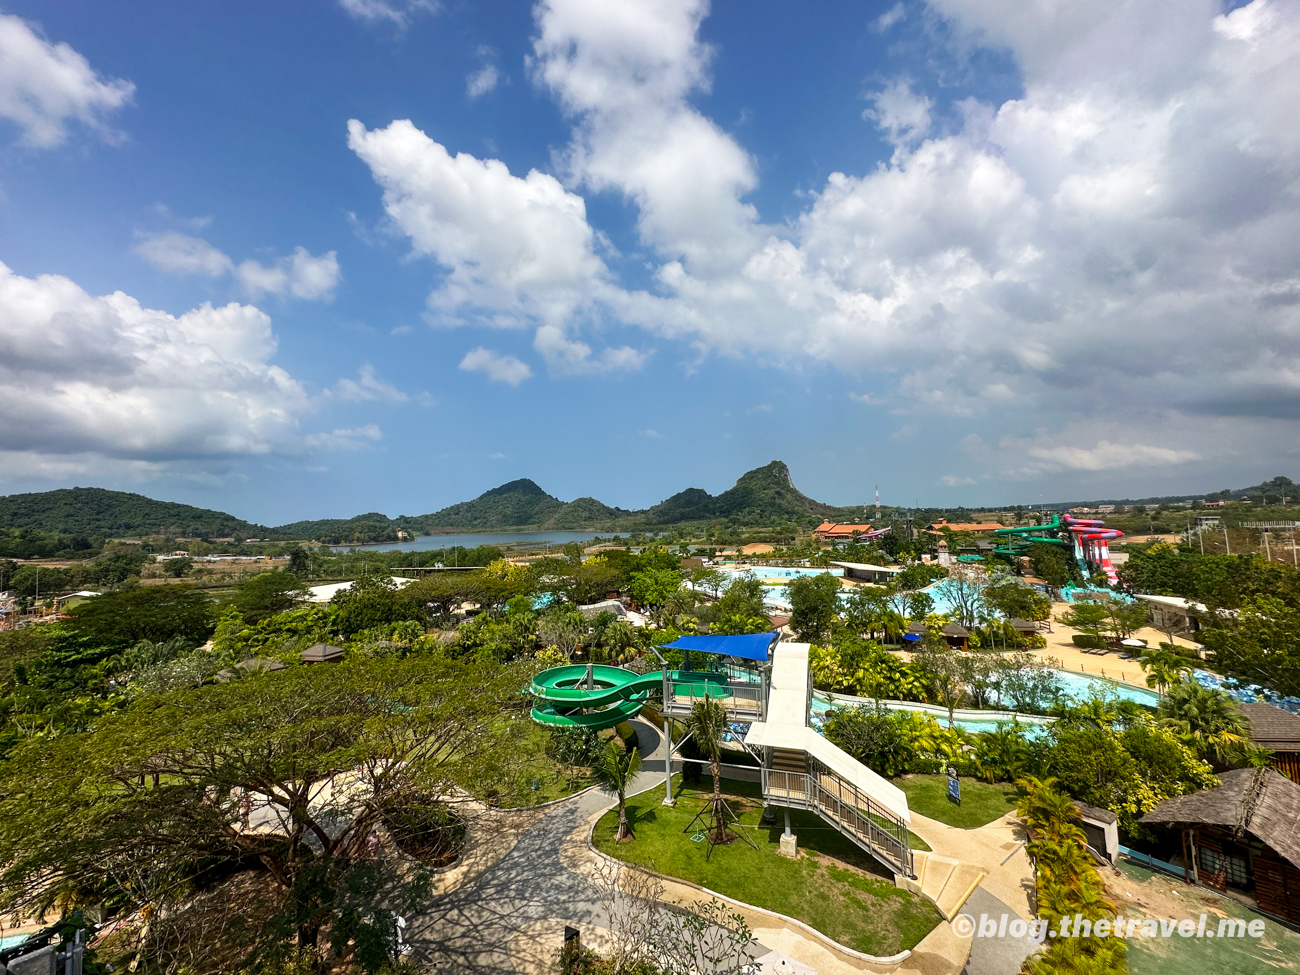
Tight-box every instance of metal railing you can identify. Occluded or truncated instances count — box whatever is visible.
[761,760,912,877]
[662,677,766,720]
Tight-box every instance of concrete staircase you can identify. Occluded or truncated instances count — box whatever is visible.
[906,851,986,919]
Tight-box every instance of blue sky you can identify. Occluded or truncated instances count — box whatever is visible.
[0,0,1296,525]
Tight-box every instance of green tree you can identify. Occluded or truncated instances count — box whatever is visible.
[913,638,966,728]
[1138,648,1191,693]
[0,656,534,971]
[592,738,643,842]
[786,572,841,642]
[1056,602,1110,641]
[628,567,682,613]
[1157,682,1249,765]
[330,575,424,636]
[230,572,309,624]
[822,703,912,777]
[59,585,216,660]
[1028,543,1071,587]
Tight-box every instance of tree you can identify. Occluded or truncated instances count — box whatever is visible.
[982,576,1051,621]
[1099,598,1149,641]
[536,606,588,660]
[1056,601,1110,641]
[713,573,767,621]
[1028,543,1071,587]
[912,638,967,728]
[592,738,643,842]
[933,568,986,628]
[162,556,193,578]
[59,585,216,659]
[691,567,726,600]
[330,575,424,636]
[230,572,309,624]
[1157,681,1249,765]
[822,703,912,777]
[787,572,841,642]
[286,546,311,577]
[628,567,682,613]
[685,698,729,844]
[0,656,534,971]
[1138,648,1191,693]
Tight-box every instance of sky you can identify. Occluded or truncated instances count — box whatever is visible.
[0,0,1297,525]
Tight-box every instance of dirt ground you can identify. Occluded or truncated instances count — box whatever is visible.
[1104,861,1300,974]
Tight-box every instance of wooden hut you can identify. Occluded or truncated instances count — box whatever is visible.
[1141,767,1300,923]
[940,622,969,650]
[1241,702,1300,783]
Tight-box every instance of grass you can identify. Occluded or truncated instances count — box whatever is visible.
[593,776,942,956]
[491,716,596,807]
[895,774,1018,829]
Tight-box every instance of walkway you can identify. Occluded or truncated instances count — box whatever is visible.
[405,716,995,975]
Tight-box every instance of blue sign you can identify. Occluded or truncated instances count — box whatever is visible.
[946,769,961,805]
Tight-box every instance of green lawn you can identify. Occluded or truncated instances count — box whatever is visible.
[491,716,597,807]
[593,777,942,956]
[895,774,1018,829]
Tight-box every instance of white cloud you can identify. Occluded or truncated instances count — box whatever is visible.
[330,364,409,402]
[304,424,383,450]
[136,233,341,301]
[863,79,932,147]
[874,3,907,32]
[467,63,499,99]
[1025,441,1200,473]
[0,261,310,476]
[459,347,533,385]
[533,324,646,375]
[338,0,437,28]
[642,429,663,438]
[0,13,134,147]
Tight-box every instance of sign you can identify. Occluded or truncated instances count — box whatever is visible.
[946,766,961,805]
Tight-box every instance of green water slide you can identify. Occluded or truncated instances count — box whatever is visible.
[992,515,1068,556]
[529,664,730,730]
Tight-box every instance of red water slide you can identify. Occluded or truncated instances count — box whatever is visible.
[1061,516,1125,585]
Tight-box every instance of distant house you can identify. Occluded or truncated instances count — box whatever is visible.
[1142,767,1300,923]
[829,561,903,584]
[53,591,101,612]
[1242,703,1300,784]
[813,522,874,541]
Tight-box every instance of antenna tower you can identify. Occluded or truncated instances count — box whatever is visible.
[875,485,881,523]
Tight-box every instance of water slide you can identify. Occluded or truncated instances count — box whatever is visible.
[529,664,729,730]
[990,515,1069,556]
[1061,516,1123,585]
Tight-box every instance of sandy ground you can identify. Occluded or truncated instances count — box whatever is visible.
[1038,604,1204,689]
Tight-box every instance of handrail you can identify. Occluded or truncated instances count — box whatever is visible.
[761,762,912,877]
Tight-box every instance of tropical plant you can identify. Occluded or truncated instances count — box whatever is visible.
[1138,648,1192,693]
[593,738,643,842]
[685,698,729,844]
[1157,681,1249,765]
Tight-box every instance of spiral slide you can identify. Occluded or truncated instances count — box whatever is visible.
[529,664,729,730]
[1062,516,1123,585]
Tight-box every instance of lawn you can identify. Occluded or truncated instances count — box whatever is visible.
[894,774,1018,829]
[593,777,942,956]
[491,715,596,807]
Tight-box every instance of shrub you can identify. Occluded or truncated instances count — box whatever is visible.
[1071,634,1107,649]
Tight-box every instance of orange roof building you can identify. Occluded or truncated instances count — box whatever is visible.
[813,521,875,540]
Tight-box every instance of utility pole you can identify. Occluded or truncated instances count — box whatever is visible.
[875,485,881,523]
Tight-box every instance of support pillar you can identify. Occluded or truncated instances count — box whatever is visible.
[662,716,676,806]
[779,809,797,858]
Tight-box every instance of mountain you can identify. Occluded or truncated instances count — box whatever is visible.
[0,461,850,542]
[0,487,268,539]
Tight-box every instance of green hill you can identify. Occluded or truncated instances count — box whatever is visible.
[0,461,853,543]
[0,487,267,539]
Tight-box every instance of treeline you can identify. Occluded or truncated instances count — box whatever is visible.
[0,528,104,561]
[0,487,266,539]
[1121,545,1300,697]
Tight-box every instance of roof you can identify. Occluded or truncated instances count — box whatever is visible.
[1008,618,1039,631]
[578,599,627,617]
[1075,801,1118,826]
[1140,768,1300,872]
[661,631,779,662]
[300,643,345,663]
[1134,593,1209,614]
[1243,702,1300,750]
[829,561,902,574]
[941,622,970,637]
[814,522,875,537]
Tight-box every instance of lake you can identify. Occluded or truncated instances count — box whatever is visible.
[328,530,624,553]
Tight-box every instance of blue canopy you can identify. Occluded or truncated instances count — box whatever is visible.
[661,632,778,662]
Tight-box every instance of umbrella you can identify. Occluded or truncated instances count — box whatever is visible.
[1121,638,1147,648]
[902,633,922,642]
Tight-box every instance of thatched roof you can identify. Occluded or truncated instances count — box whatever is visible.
[1242,702,1300,750]
[1008,618,1039,632]
[1141,768,1300,872]
[941,622,969,637]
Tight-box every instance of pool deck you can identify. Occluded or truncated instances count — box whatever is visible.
[1037,603,1204,690]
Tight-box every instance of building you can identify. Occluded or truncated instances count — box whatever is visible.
[300,643,345,665]
[1076,802,1119,863]
[828,561,903,584]
[1242,702,1300,783]
[812,521,875,541]
[1141,767,1300,924]
[1133,593,1211,637]
[52,591,101,612]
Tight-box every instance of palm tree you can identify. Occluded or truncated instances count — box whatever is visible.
[1138,648,1191,693]
[686,698,729,844]
[593,738,642,842]
[1157,681,1248,765]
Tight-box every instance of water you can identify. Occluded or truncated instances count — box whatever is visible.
[809,691,1053,736]
[329,530,622,553]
